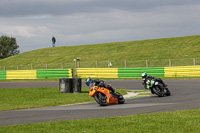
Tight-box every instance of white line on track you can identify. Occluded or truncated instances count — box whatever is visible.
[16,103,175,111]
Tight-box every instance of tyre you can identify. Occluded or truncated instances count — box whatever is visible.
[118,96,125,104]
[115,93,125,104]
[165,88,171,96]
[152,83,166,97]
[94,92,108,106]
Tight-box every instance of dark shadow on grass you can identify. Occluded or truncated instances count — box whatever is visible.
[81,91,89,93]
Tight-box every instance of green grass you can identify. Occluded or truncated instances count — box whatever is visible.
[1,109,200,132]
[0,87,127,111]
[1,35,200,69]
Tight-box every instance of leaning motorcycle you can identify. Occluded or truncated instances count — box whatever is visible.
[144,79,171,97]
[89,85,125,106]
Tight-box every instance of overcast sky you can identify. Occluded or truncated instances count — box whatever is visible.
[0,0,200,53]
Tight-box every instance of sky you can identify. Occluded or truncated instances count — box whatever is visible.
[0,0,200,53]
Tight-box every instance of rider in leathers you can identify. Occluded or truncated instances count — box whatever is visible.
[86,78,117,94]
[142,72,167,92]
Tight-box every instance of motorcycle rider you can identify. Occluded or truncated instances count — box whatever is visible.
[141,72,167,90]
[85,77,117,94]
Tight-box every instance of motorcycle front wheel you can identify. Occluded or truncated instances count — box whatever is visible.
[165,88,171,96]
[116,93,125,104]
[118,97,125,104]
[94,92,108,106]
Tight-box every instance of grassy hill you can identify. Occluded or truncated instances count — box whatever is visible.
[0,35,200,67]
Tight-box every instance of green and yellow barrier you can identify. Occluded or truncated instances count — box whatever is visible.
[1,66,200,79]
[77,66,200,78]
[164,66,200,77]
[0,69,72,79]
[6,70,37,79]
[37,69,72,79]
[77,67,164,78]
[0,71,6,80]
[118,68,164,78]
[77,68,118,78]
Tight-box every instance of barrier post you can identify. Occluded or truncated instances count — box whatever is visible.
[96,61,98,68]
[146,60,148,68]
[169,59,171,67]
[61,63,64,69]
[74,58,81,78]
[31,64,33,70]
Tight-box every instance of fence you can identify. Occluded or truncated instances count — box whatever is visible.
[1,58,200,71]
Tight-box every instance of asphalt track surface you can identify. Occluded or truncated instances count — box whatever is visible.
[0,79,200,126]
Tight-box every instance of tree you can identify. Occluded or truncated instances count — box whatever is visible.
[0,35,20,59]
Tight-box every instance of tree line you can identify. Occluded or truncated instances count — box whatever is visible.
[0,35,20,59]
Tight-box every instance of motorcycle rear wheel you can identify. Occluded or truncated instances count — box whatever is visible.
[94,92,108,106]
[152,83,166,97]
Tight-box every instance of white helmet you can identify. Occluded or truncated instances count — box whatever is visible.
[141,72,147,80]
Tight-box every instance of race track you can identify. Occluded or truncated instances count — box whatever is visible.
[0,79,200,126]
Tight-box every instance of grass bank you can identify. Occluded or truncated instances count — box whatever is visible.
[1,35,200,67]
[0,87,127,111]
[0,109,199,132]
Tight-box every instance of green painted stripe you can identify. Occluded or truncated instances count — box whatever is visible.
[36,69,72,79]
[0,71,6,80]
[37,69,71,74]
[118,67,164,78]
[37,74,69,79]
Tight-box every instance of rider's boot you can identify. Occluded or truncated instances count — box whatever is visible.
[163,83,168,87]
[159,79,168,87]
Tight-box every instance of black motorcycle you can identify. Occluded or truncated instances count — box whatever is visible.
[143,78,171,97]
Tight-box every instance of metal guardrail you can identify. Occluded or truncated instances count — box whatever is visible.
[0,58,200,71]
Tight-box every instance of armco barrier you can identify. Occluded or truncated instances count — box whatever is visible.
[1,66,200,79]
[37,69,72,79]
[6,70,37,79]
[118,68,165,78]
[164,66,200,77]
[0,69,72,79]
[77,68,118,78]
[0,71,6,80]
[77,68,164,78]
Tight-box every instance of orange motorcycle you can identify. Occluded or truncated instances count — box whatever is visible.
[89,85,125,106]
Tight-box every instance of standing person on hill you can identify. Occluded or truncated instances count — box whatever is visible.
[52,36,56,47]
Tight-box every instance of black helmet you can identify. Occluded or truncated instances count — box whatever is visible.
[142,72,147,80]
[85,77,92,86]
[93,79,100,86]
